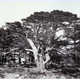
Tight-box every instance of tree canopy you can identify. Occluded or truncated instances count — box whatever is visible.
[0,10,80,72]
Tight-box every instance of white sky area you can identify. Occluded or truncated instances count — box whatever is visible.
[0,0,80,28]
[55,29,65,38]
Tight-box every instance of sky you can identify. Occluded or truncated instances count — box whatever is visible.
[0,0,80,27]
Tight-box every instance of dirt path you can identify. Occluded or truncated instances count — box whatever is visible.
[0,66,74,79]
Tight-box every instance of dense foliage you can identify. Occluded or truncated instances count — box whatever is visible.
[0,10,80,76]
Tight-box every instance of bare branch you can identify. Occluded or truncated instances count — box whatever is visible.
[54,48,65,55]
[46,44,56,51]
[2,48,19,55]
[25,49,33,52]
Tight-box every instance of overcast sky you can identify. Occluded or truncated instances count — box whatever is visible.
[0,0,80,27]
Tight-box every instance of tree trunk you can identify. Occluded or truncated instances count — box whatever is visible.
[27,38,49,72]
[27,38,39,68]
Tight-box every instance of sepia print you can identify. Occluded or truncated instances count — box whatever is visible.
[0,0,80,79]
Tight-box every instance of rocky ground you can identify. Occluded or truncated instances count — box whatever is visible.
[0,65,77,79]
